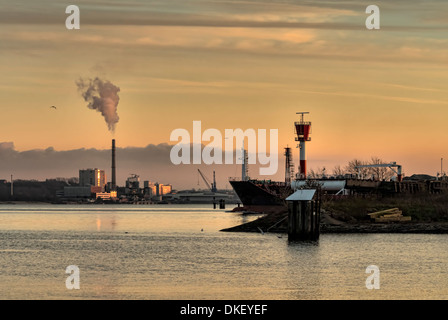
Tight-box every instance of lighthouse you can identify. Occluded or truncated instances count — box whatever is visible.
[294,112,311,180]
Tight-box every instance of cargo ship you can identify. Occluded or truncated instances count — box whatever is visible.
[228,112,448,213]
[229,178,351,213]
[229,145,297,213]
[229,179,292,213]
[229,113,311,213]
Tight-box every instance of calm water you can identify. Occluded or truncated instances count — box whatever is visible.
[0,204,447,300]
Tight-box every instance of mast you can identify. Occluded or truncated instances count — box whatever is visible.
[284,147,294,184]
[241,140,248,181]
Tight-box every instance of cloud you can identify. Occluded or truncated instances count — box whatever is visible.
[287,88,448,105]
[0,142,15,151]
[3,0,445,31]
[2,0,448,65]
[0,0,359,29]
[3,21,448,66]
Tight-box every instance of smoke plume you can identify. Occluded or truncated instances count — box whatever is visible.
[76,77,120,133]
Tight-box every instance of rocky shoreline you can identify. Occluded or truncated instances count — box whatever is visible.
[221,210,448,234]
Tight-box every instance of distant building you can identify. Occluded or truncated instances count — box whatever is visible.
[63,186,116,200]
[160,184,172,195]
[63,186,94,198]
[143,180,172,198]
[154,182,159,197]
[79,168,106,190]
[95,191,118,201]
[125,174,140,195]
[126,174,140,189]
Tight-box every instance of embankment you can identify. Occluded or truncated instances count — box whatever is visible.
[221,193,448,234]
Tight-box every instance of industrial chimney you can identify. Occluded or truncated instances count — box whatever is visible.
[112,139,116,190]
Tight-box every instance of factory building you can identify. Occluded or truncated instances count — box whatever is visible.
[142,181,172,199]
[63,186,102,198]
[96,191,118,200]
[125,174,140,195]
[62,168,115,200]
[59,140,173,203]
[159,184,172,196]
[79,168,106,190]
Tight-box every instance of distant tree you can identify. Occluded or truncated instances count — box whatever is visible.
[321,166,327,178]
[367,156,395,181]
[308,166,327,179]
[308,168,318,179]
[332,165,345,177]
[343,157,396,181]
[345,159,369,179]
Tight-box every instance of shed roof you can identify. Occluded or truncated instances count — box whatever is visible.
[285,189,316,201]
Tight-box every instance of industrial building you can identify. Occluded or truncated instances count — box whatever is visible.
[63,186,98,198]
[79,168,106,190]
[57,139,175,203]
[143,181,172,198]
[125,174,140,194]
[123,176,173,201]
[95,191,118,201]
[63,167,114,201]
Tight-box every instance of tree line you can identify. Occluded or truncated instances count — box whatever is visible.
[308,157,396,181]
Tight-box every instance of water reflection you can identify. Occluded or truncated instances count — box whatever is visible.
[95,215,117,232]
[285,240,323,299]
[1,205,448,299]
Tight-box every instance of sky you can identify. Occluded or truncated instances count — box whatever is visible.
[1,0,448,189]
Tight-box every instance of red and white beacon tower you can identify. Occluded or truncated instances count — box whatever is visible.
[295,112,311,180]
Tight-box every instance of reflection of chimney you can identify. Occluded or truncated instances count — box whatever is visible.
[112,139,116,190]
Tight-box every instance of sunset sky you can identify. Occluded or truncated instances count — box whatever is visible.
[1,0,447,188]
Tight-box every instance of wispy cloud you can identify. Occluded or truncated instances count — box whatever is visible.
[2,0,448,64]
[287,88,448,105]
[382,83,447,93]
[2,0,446,30]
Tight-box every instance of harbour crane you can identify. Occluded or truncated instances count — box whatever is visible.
[197,169,217,192]
[355,162,403,182]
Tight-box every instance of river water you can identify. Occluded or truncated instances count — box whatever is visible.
[0,204,447,300]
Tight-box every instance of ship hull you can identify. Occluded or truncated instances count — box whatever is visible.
[229,180,292,213]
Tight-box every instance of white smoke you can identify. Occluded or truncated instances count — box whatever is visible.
[76,77,120,133]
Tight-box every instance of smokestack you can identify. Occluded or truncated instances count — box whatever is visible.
[112,139,116,190]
